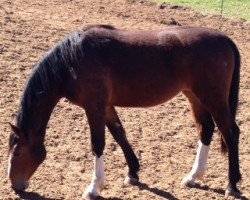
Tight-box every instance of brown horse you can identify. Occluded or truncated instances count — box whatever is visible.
[8,25,241,199]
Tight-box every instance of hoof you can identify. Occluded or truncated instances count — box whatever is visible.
[82,180,105,200]
[181,177,196,188]
[224,189,241,199]
[82,191,100,200]
[124,176,139,185]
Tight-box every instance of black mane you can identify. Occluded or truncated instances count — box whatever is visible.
[16,24,116,132]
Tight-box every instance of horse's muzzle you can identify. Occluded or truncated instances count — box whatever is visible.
[11,180,29,192]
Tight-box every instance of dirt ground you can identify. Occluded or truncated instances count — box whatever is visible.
[0,0,249,199]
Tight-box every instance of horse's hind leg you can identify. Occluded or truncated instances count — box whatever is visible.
[106,106,140,184]
[83,105,106,200]
[204,102,241,198]
[182,91,215,187]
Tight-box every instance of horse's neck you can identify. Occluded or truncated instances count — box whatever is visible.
[18,92,60,145]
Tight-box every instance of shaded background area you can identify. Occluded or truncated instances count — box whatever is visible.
[0,0,249,199]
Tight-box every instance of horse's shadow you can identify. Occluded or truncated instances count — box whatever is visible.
[15,191,63,200]
[190,183,249,200]
[15,184,177,200]
[134,182,179,200]
[192,183,223,194]
[94,197,123,200]
[134,181,249,200]
[15,191,123,200]
[84,182,179,200]
[15,183,249,200]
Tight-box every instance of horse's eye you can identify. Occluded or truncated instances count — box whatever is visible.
[13,152,20,157]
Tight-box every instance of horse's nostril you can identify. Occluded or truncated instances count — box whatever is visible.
[11,181,29,192]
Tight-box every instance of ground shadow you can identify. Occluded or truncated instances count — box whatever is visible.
[16,191,123,200]
[15,191,63,200]
[192,183,224,195]
[95,197,123,200]
[15,184,249,200]
[135,182,179,200]
[191,183,249,200]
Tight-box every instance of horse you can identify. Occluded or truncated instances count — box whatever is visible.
[8,24,241,199]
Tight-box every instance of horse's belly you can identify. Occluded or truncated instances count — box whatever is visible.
[108,59,186,107]
[110,82,182,107]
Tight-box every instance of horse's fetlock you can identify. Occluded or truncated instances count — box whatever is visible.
[124,176,139,185]
[181,175,196,187]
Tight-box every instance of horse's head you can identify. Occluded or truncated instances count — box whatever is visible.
[8,123,46,191]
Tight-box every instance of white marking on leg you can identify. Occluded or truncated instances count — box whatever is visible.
[182,140,209,186]
[83,155,105,199]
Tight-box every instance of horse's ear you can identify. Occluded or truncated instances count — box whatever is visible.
[9,123,22,138]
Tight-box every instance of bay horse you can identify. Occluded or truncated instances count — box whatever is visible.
[8,25,241,199]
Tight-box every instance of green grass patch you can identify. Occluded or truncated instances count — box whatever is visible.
[154,0,250,21]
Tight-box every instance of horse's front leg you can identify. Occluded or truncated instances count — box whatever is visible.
[106,106,140,184]
[83,107,106,200]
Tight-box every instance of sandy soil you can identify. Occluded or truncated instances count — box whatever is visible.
[0,0,249,199]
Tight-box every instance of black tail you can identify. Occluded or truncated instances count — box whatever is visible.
[221,38,241,153]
